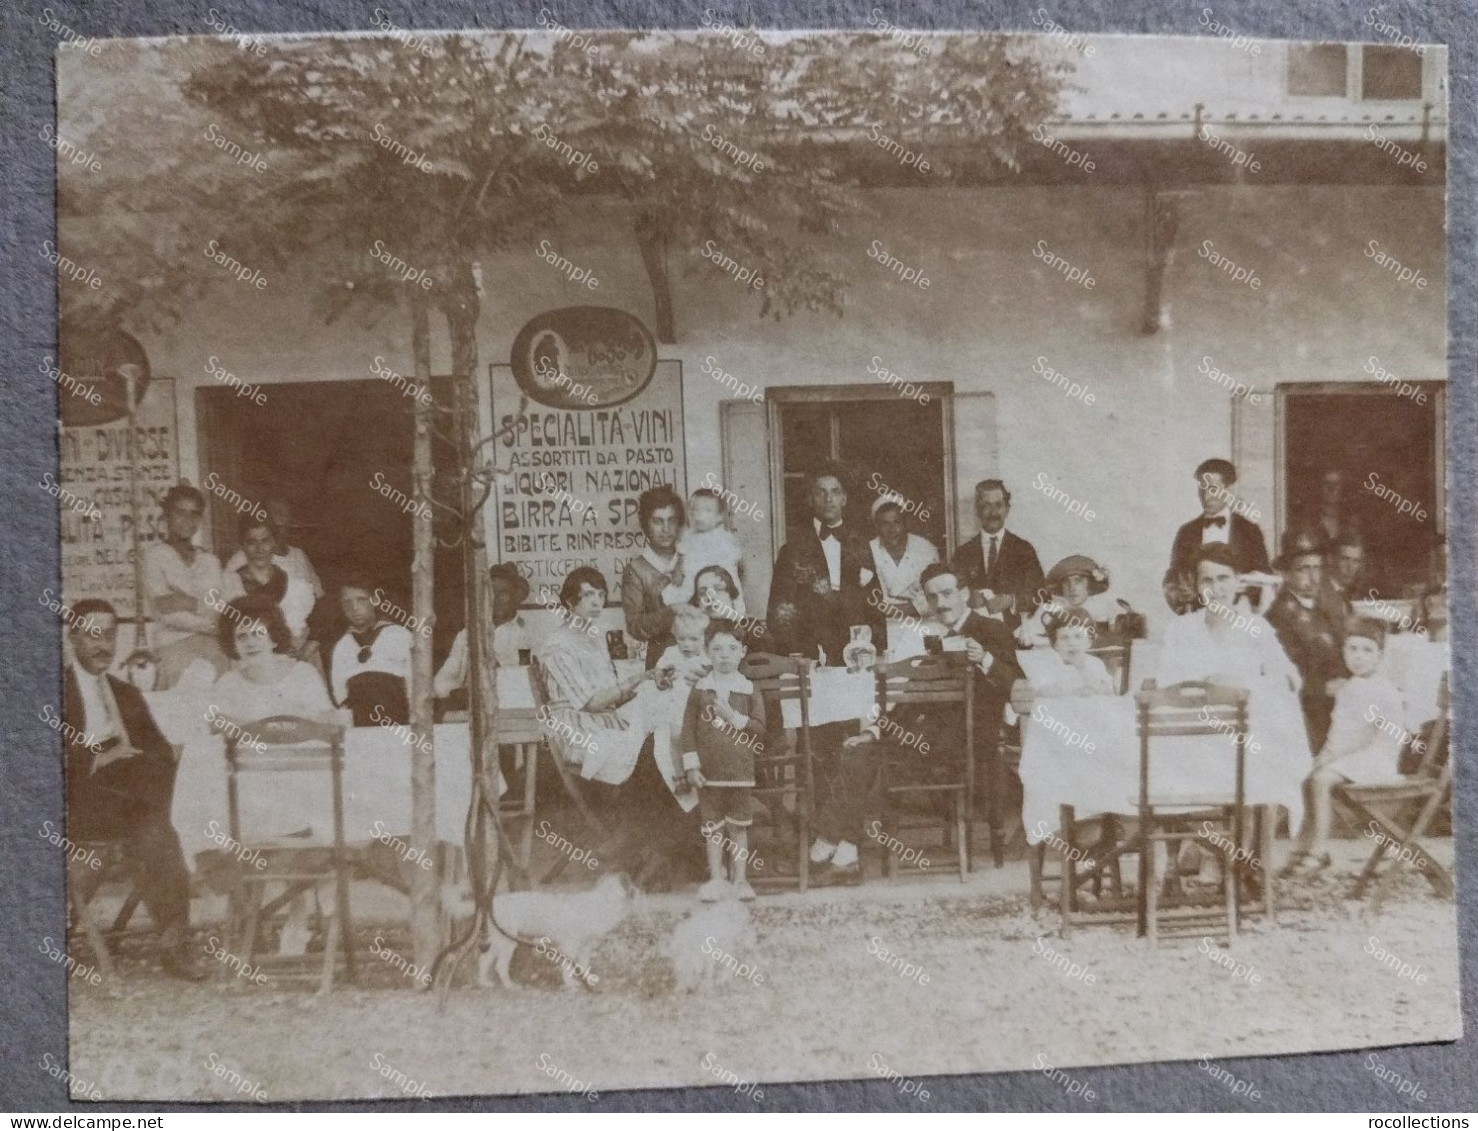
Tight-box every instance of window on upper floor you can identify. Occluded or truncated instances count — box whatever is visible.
[1287,44,1348,96]
[1361,46,1424,100]
[1286,43,1428,101]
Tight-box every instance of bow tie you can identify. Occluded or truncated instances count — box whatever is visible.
[1202,515,1227,529]
[819,527,841,543]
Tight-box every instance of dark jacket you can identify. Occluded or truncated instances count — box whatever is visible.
[621,554,679,669]
[62,666,177,838]
[950,530,1045,630]
[1264,587,1346,695]
[878,611,1023,759]
[766,520,885,664]
[1167,512,1271,584]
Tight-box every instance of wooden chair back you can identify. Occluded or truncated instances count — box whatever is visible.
[1134,680,1249,811]
[1091,643,1131,695]
[225,716,346,851]
[739,652,815,776]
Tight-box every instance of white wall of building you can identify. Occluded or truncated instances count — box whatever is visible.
[140,181,1445,633]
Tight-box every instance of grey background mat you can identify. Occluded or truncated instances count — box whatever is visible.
[0,0,1471,1112]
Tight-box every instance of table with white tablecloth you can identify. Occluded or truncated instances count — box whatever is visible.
[146,687,478,869]
[167,723,477,868]
[1020,692,1310,845]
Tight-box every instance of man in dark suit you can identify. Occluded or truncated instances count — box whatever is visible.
[766,464,886,664]
[1163,458,1272,614]
[809,563,1024,879]
[950,479,1045,631]
[1265,530,1347,752]
[63,599,203,980]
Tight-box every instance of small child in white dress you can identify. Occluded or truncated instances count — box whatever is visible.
[1285,617,1407,875]
[651,604,712,812]
[1030,611,1115,697]
[663,489,745,610]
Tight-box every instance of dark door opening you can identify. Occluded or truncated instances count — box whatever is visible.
[1283,383,1443,596]
[774,387,950,555]
[196,378,466,666]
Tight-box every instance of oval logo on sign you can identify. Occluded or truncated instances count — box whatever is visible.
[510,306,657,410]
[57,319,152,428]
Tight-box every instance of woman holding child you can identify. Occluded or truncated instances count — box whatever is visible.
[620,487,686,669]
[538,566,699,888]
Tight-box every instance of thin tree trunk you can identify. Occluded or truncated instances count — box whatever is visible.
[635,213,676,344]
[441,263,499,898]
[409,286,439,971]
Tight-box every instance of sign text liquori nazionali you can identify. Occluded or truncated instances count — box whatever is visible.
[493,360,685,592]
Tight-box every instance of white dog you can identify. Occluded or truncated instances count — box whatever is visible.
[459,873,635,991]
[667,900,758,992]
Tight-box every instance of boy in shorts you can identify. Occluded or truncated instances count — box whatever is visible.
[680,619,765,901]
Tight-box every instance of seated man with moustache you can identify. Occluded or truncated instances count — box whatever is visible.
[63,599,204,980]
[808,563,1023,879]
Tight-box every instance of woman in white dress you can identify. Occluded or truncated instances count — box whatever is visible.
[1156,543,1310,835]
[217,514,318,655]
[535,567,661,787]
[207,594,339,956]
[538,567,696,888]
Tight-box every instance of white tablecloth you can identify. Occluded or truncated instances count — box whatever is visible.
[1020,693,1308,845]
[1381,637,1447,728]
[778,667,876,729]
[169,724,476,868]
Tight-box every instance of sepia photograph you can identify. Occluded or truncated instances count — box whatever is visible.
[41,10,1457,1106]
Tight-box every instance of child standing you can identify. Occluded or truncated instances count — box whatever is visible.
[664,489,745,611]
[1283,616,1406,875]
[679,619,765,901]
[1031,611,1115,697]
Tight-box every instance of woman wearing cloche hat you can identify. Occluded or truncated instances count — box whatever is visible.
[1015,553,1123,649]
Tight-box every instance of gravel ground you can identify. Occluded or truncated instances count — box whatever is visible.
[68,837,1459,1104]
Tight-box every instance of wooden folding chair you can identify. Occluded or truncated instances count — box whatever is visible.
[739,652,817,892]
[1012,681,1137,931]
[873,653,974,879]
[1335,672,1453,912]
[225,716,355,993]
[1135,681,1249,945]
[526,657,614,884]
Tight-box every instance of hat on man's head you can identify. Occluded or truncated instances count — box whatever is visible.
[1274,529,1325,571]
[1045,554,1109,596]
[488,562,531,603]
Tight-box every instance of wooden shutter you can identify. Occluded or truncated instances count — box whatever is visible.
[1232,389,1278,550]
[947,390,998,557]
[719,398,774,616]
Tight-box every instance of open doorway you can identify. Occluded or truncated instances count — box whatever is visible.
[1281,382,1444,595]
[771,385,952,555]
[196,378,467,667]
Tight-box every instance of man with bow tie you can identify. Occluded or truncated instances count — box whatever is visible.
[766,464,886,665]
[1163,458,1271,614]
[62,599,204,980]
